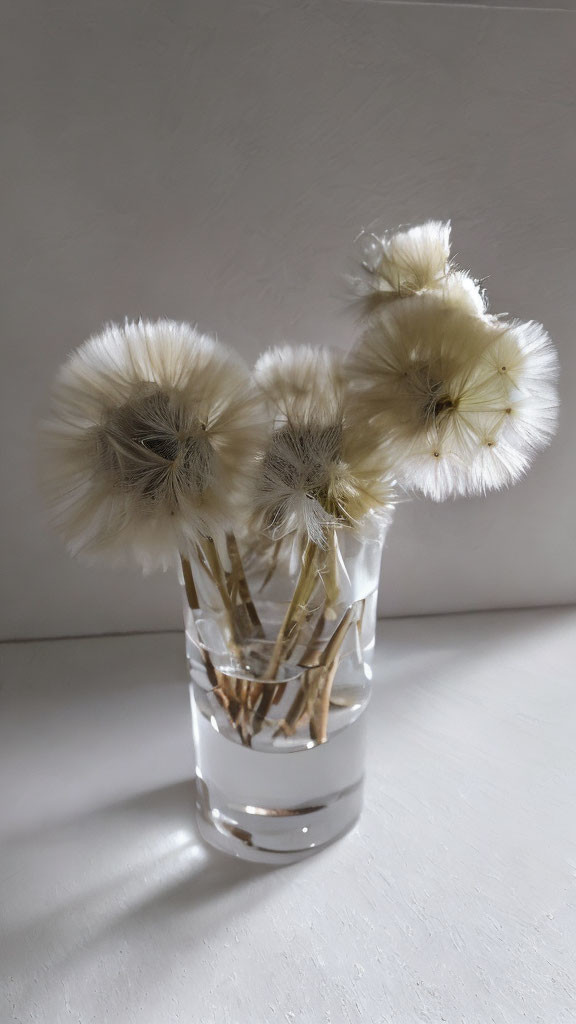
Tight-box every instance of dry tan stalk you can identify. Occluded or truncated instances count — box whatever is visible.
[311,661,339,743]
[319,604,356,666]
[200,537,241,638]
[258,537,283,592]
[269,602,325,710]
[311,604,357,742]
[264,540,320,679]
[181,555,199,611]
[298,610,326,667]
[181,556,221,693]
[182,554,254,745]
[273,668,320,737]
[226,534,265,638]
[274,603,357,740]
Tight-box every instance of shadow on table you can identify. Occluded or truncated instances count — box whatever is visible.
[2,778,286,1009]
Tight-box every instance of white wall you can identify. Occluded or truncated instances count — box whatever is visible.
[1,0,575,640]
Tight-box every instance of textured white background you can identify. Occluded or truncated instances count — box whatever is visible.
[1,0,575,640]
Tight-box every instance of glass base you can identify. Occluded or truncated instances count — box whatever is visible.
[194,776,364,865]
[192,707,367,864]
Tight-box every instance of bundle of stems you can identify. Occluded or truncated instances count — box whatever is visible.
[182,526,363,746]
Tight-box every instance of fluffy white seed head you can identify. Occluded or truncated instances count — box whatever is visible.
[252,345,395,544]
[348,294,559,500]
[254,344,345,429]
[351,221,485,319]
[374,220,451,292]
[42,319,263,570]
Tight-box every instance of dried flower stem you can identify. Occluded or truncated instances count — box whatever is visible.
[258,538,283,593]
[274,668,320,738]
[196,536,243,650]
[298,609,327,667]
[311,604,356,742]
[275,602,357,740]
[226,533,264,638]
[185,547,251,738]
[180,555,237,717]
[265,540,321,679]
[181,556,220,687]
[311,660,340,743]
[250,541,322,735]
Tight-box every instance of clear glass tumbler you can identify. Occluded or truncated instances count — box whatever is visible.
[180,520,385,863]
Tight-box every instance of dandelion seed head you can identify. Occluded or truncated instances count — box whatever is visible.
[350,221,486,321]
[252,344,396,543]
[42,319,262,570]
[348,293,559,500]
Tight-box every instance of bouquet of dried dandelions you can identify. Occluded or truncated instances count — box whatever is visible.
[43,222,559,754]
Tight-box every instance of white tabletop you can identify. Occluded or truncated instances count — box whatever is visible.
[2,607,575,1024]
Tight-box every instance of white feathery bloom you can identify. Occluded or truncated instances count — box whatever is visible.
[42,319,262,570]
[352,220,485,319]
[252,345,395,544]
[254,423,344,546]
[348,294,559,500]
[371,220,451,291]
[254,344,344,428]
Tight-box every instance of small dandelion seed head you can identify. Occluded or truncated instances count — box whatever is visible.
[349,221,486,320]
[251,344,396,544]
